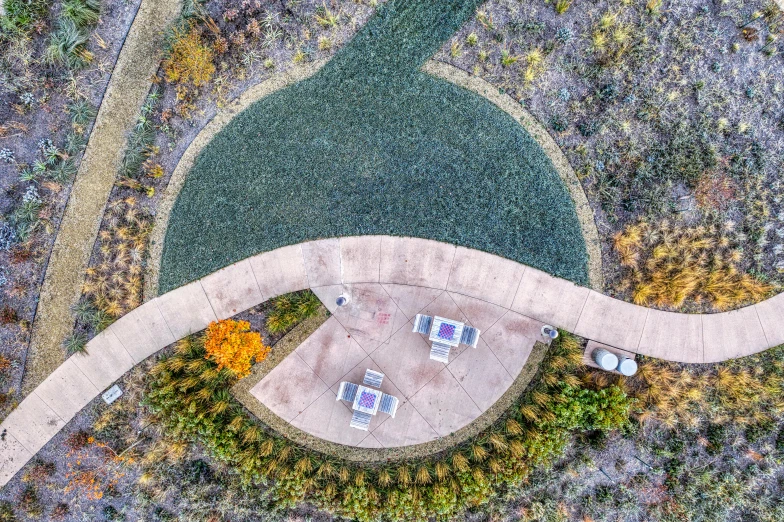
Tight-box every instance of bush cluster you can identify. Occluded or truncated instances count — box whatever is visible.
[204,319,269,378]
[162,22,215,89]
[145,331,633,521]
[0,0,48,33]
[617,344,784,430]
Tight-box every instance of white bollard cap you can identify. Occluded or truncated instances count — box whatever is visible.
[617,357,638,376]
[593,349,618,371]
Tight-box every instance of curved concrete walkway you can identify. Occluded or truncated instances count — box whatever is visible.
[3,235,784,485]
[146,60,604,297]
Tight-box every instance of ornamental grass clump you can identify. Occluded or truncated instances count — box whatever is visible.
[617,349,784,430]
[163,23,215,88]
[266,290,321,334]
[44,0,101,69]
[613,220,772,311]
[204,319,269,379]
[145,327,633,522]
[82,197,151,319]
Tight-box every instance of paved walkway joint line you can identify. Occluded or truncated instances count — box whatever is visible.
[4,235,784,486]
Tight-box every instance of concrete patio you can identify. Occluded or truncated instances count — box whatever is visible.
[249,283,545,448]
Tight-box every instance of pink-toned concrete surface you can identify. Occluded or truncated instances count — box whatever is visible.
[252,285,542,447]
[4,235,784,484]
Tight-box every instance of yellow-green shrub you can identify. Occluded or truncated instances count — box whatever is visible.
[163,23,215,88]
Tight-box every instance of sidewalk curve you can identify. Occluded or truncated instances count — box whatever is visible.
[3,235,782,486]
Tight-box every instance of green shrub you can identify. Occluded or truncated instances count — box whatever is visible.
[63,332,87,355]
[1,0,49,32]
[549,384,632,431]
[745,419,776,444]
[68,99,96,126]
[61,0,101,28]
[18,486,41,517]
[11,186,42,241]
[45,18,89,68]
[44,1,100,69]
[706,423,726,456]
[266,290,321,334]
[102,505,122,521]
[776,427,784,452]
[0,500,15,522]
[119,90,160,179]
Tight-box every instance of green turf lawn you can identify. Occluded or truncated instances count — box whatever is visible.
[159,0,589,292]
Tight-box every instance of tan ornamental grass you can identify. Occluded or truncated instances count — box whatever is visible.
[613,220,772,310]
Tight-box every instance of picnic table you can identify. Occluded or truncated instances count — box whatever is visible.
[336,369,399,431]
[413,314,480,363]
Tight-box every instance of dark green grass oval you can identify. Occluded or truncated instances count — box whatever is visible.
[159,0,589,292]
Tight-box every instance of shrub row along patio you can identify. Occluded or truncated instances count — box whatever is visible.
[159,0,589,292]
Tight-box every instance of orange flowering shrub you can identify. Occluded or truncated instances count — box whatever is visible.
[204,319,269,378]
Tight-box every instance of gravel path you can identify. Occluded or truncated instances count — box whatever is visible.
[21,0,183,394]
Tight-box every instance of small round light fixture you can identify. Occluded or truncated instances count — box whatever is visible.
[336,294,349,307]
[541,325,559,340]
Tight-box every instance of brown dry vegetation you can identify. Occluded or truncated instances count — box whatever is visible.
[613,220,773,311]
[82,197,150,319]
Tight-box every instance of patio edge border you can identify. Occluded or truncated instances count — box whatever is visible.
[235,324,548,462]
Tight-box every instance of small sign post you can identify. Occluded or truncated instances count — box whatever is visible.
[102,385,123,405]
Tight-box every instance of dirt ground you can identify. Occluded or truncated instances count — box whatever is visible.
[0,0,143,420]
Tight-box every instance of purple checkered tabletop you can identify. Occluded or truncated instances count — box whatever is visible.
[428,316,465,347]
[352,385,381,414]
